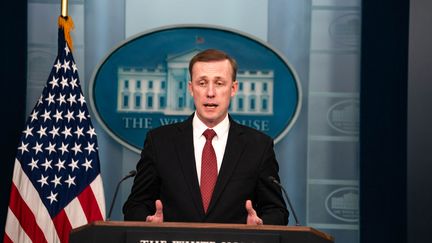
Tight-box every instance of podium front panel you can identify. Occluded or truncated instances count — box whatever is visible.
[70,221,334,243]
[126,228,280,243]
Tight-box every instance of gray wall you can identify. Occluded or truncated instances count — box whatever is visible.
[408,0,432,242]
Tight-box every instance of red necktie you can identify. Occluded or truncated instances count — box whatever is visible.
[200,129,217,213]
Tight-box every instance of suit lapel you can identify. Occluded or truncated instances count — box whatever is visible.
[173,116,205,218]
[207,119,246,214]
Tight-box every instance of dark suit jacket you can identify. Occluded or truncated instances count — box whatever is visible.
[123,115,289,225]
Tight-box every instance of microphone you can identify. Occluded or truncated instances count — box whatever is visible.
[107,170,137,221]
[268,176,301,226]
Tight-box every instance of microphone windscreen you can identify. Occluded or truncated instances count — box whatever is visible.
[129,170,137,177]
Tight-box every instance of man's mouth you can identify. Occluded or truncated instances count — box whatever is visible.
[204,103,218,108]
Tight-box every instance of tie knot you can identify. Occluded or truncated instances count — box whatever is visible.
[203,129,216,141]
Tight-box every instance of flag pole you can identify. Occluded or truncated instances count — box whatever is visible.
[61,0,68,17]
[59,0,74,51]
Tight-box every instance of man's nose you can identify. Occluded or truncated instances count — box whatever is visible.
[206,84,215,97]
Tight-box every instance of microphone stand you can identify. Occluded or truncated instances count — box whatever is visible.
[268,176,301,226]
[107,170,136,221]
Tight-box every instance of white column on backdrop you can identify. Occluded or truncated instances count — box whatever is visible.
[84,0,126,221]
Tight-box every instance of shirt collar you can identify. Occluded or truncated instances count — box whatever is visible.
[193,112,230,139]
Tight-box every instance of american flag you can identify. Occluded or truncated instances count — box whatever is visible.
[4,18,105,243]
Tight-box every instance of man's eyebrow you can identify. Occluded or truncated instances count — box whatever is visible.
[195,75,208,80]
[193,75,226,81]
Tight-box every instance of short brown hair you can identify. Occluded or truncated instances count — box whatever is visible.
[189,49,237,81]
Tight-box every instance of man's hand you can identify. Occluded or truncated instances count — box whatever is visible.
[146,200,164,223]
[245,200,263,225]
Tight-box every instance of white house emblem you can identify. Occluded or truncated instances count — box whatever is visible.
[89,26,301,153]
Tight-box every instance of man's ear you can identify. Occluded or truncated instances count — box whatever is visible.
[188,81,193,97]
[231,80,238,97]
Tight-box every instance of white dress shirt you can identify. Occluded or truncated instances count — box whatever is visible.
[192,112,230,185]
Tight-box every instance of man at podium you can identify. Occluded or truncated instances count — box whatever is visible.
[123,49,289,225]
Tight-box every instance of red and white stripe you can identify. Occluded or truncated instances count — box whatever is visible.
[4,159,105,243]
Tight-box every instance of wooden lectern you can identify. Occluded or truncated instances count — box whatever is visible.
[70,221,334,243]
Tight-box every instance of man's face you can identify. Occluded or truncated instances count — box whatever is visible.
[189,59,238,128]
